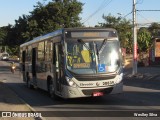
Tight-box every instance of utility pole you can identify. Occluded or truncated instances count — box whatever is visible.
[132,0,137,75]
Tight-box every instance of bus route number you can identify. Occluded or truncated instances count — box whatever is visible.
[103,81,114,86]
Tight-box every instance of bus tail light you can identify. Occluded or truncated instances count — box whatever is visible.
[65,76,77,87]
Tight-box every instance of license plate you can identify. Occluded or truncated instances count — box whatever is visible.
[93,92,104,97]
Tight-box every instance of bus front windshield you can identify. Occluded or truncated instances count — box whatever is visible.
[66,39,121,75]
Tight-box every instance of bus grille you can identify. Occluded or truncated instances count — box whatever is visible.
[74,75,116,81]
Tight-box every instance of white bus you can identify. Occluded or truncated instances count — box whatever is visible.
[20,28,123,99]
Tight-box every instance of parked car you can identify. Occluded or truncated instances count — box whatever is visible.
[1,53,9,61]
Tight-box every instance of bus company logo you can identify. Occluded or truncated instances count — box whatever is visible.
[96,82,100,86]
[80,83,94,86]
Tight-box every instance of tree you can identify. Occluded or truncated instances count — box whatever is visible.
[98,14,132,52]
[1,0,83,55]
[0,25,15,46]
[137,27,151,53]
[100,14,121,28]
[24,0,83,39]
[14,15,30,44]
[0,26,7,46]
[148,22,160,37]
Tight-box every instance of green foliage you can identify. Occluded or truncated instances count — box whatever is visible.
[148,22,160,36]
[98,14,155,54]
[7,46,19,56]
[25,0,83,38]
[0,27,8,45]
[0,2,159,56]
[98,14,132,52]
[137,27,151,52]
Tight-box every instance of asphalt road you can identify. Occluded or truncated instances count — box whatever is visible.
[0,60,160,120]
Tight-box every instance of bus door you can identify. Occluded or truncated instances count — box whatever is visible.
[22,51,26,82]
[32,48,37,84]
[54,43,62,92]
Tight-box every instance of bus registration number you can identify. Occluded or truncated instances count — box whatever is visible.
[93,92,104,97]
[103,81,114,86]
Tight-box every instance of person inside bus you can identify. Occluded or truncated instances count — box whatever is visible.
[67,43,92,68]
[72,44,81,63]
[81,44,91,63]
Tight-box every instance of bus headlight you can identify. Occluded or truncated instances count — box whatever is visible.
[116,73,123,83]
[65,76,77,87]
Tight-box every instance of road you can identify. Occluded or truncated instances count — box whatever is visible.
[0,60,160,120]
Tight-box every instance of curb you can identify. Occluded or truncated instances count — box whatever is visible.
[0,80,46,120]
[18,96,46,120]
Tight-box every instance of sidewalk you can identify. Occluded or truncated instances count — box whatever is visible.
[124,66,160,90]
[0,81,42,120]
[124,54,160,80]
[124,66,160,80]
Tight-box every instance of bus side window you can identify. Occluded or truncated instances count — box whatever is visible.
[46,41,52,61]
[53,43,56,65]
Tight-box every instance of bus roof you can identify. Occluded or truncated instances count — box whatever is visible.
[20,28,117,48]
[20,29,63,47]
[64,27,116,31]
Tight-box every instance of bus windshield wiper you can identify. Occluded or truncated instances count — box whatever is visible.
[98,38,107,55]
[96,39,107,62]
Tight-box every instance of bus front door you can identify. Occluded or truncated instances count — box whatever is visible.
[55,43,61,92]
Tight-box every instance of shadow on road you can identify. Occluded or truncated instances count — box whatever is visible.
[0,82,26,105]
[1,63,160,111]
[124,77,160,90]
[4,82,160,110]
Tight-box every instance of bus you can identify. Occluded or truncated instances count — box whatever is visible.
[20,28,123,99]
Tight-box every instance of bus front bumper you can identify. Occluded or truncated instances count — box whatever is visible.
[61,84,122,99]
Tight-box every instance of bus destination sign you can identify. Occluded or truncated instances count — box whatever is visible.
[70,31,112,38]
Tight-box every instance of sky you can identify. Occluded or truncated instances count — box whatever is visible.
[0,0,160,27]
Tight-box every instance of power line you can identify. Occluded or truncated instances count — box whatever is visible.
[123,11,133,18]
[137,10,160,11]
[138,22,160,24]
[136,9,160,26]
[82,0,113,24]
[137,12,152,23]
[137,22,160,26]
[82,0,113,23]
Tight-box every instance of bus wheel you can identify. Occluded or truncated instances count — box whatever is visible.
[26,75,33,89]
